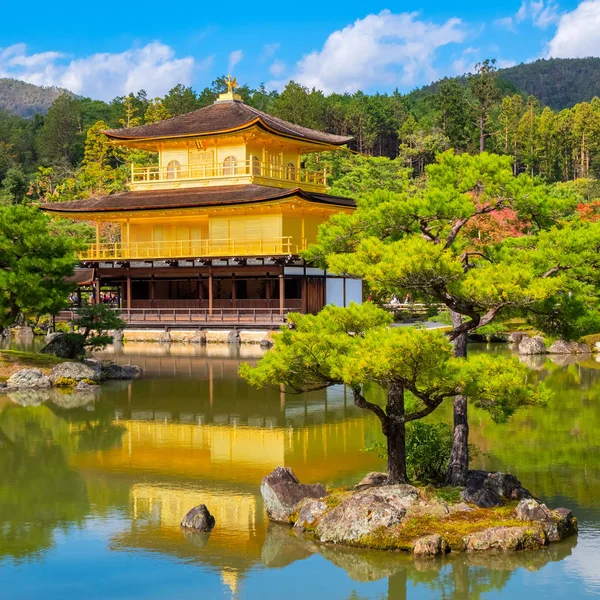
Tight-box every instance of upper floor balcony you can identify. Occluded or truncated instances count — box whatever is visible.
[129,159,327,193]
[79,236,308,262]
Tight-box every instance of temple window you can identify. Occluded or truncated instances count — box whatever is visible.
[252,155,261,175]
[287,162,296,180]
[223,155,238,176]
[166,160,181,179]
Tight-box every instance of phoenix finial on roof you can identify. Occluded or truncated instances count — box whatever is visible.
[225,75,238,94]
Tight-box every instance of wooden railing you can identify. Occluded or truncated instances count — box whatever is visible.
[131,160,326,186]
[80,236,307,261]
[56,307,291,325]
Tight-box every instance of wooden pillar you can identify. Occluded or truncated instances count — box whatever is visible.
[95,220,101,258]
[279,272,285,316]
[95,278,101,304]
[119,283,125,309]
[302,263,308,314]
[208,271,213,315]
[126,273,132,310]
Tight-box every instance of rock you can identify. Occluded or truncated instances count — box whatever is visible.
[595,341,600,353]
[45,331,62,343]
[102,363,143,380]
[260,467,327,523]
[0,382,6,392]
[316,492,406,545]
[293,498,328,531]
[368,484,421,511]
[157,331,172,344]
[508,332,526,344]
[542,508,578,542]
[516,498,552,521]
[518,336,547,355]
[49,361,101,385]
[356,472,389,488]
[111,330,124,343]
[464,526,546,552]
[227,330,241,344]
[406,498,450,519]
[180,504,215,532]
[463,471,532,508]
[260,339,274,349]
[412,534,449,557]
[547,340,591,354]
[181,529,211,549]
[448,502,474,514]
[190,330,207,344]
[40,333,85,359]
[461,486,502,508]
[6,368,51,389]
[15,326,34,338]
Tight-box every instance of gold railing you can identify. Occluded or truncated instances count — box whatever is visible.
[80,237,307,260]
[131,160,326,186]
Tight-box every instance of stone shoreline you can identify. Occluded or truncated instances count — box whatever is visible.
[260,467,578,557]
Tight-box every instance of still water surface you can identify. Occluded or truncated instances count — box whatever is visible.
[0,341,599,599]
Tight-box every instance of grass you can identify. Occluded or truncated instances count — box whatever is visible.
[358,504,524,552]
[0,349,65,380]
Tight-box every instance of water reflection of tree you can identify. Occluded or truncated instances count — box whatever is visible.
[0,400,126,561]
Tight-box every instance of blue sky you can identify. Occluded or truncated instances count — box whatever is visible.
[1,0,597,100]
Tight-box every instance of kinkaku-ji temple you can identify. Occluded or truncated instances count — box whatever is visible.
[44,77,362,327]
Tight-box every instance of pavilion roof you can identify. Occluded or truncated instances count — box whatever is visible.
[104,100,352,146]
[42,184,355,214]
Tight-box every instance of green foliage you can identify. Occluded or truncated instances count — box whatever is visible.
[73,304,126,351]
[0,205,78,330]
[0,167,28,204]
[54,377,77,388]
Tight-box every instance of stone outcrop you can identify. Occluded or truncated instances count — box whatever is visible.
[102,364,143,380]
[260,339,274,349]
[508,332,526,344]
[180,504,215,532]
[260,467,327,523]
[547,340,591,354]
[6,368,51,389]
[111,330,124,343]
[190,330,207,344]
[49,361,101,384]
[464,526,546,552]
[516,499,577,542]
[316,492,406,545]
[293,498,328,531]
[518,336,547,355]
[412,534,449,557]
[40,333,85,359]
[227,330,241,344]
[462,471,532,508]
[356,472,388,488]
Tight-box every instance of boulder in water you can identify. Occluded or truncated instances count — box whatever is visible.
[518,336,546,355]
[49,361,101,384]
[102,363,143,380]
[40,333,85,359]
[547,340,590,354]
[261,466,327,523]
[181,504,215,532]
[412,534,449,557]
[6,368,52,389]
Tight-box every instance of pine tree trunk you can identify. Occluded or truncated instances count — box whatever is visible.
[386,384,408,484]
[447,311,469,486]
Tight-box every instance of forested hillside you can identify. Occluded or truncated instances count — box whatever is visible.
[0,78,73,117]
[498,58,600,110]
[3,62,600,208]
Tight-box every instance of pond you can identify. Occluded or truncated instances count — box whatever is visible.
[0,341,599,599]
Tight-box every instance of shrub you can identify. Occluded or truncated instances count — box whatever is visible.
[54,377,77,387]
[366,422,480,484]
[581,333,600,347]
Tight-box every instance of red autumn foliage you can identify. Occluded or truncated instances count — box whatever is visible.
[576,201,600,222]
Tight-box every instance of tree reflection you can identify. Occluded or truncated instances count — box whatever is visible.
[0,399,126,561]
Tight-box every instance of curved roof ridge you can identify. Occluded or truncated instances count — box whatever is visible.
[104,100,352,146]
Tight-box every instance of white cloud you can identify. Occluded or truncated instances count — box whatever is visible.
[282,10,466,94]
[496,58,517,68]
[515,0,560,29]
[494,16,516,31]
[0,42,197,100]
[261,43,280,60]
[269,59,286,77]
[227,49,243,73]
[451,47,480,75]
[547,0,600,57]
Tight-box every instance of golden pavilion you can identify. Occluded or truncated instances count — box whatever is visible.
[45,78,361,325]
